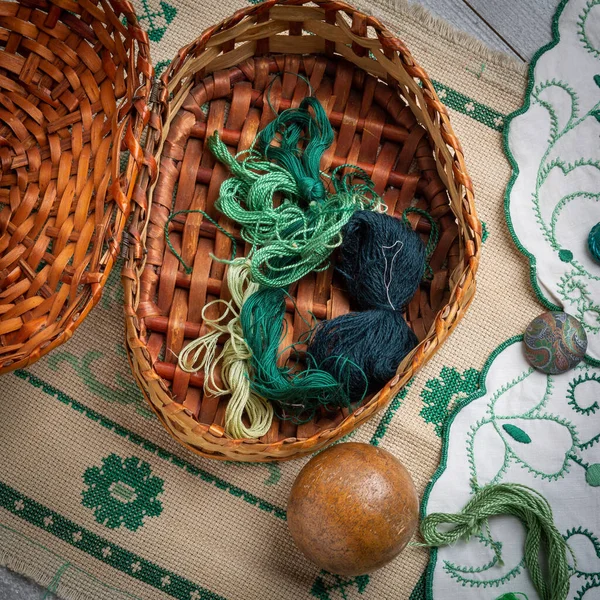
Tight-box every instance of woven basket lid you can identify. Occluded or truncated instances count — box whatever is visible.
[121,0,482,462]
[0,0,151,373]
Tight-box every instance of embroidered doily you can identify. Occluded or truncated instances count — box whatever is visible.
[505,0,600,364]
[422,337,600,599]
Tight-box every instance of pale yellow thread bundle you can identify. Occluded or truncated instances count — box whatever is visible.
[178,259,273,439]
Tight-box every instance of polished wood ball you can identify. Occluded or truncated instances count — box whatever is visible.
[287,442,419,576]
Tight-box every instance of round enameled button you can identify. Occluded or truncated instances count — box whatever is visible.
[523,311,588,374]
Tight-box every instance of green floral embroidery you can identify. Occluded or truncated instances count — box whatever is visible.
[467,368,579,488]
[82,454,164,531]
[420,367,480,437]
[408,573,426,600]
[48,350,153,419]
[495,594,529,600]
[136,0,177,42]
[155,60,171,76]
[311,572,369,600]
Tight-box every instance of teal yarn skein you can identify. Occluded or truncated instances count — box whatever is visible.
[308,211,427,401]
[589,222,600,264]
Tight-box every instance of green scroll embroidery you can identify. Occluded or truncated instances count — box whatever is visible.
[567,371,600,415]
[578,0,600,57]
[82,454,164,531]
[466,368,579,488]
[504,0,600,365]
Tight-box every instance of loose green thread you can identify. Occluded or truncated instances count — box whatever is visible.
[420,483,573,600]
[164,210,237,274]
[402,207,439,280]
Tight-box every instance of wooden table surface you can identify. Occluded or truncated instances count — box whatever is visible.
[0,0,559,598]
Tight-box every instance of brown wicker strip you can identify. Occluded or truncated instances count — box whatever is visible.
[123,0,481,462]
[0,0,152,373]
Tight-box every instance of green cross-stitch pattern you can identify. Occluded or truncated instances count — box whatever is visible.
[82,454,164,531]
[137,0,177,42]
[420,367,480,437]
[311,572,370,600]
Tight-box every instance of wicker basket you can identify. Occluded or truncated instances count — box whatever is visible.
[0,0,151,373]
[122,0,481,462]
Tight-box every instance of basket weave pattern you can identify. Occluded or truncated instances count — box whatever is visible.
[123,0,480,461]
[0,0,151,373]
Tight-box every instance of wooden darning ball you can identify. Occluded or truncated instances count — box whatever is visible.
[287,442,419,576]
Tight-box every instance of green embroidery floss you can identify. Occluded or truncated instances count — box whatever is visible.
[420,483,572,600]
[207,96,382,289]
[240,287,363,420]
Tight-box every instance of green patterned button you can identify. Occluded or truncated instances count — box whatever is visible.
[523,311,588,374]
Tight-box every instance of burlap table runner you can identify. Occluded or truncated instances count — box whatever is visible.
[0,1,535,598]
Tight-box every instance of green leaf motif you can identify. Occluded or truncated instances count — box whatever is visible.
[586,463,600,487]
[559,248,573,262]
[502,424,532,444]
[595,74,600,87]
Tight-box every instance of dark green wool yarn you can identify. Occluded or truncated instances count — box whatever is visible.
[338,210,426,311]
[308,309,418,402]
[308,211,425,401]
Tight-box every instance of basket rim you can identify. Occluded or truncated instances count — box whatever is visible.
[122,0,481,462]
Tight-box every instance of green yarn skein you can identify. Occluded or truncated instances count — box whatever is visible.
[420,483,573,600]
[207,97,382,288]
